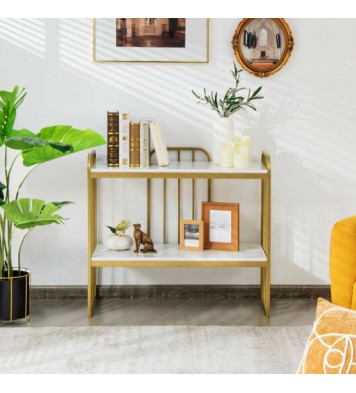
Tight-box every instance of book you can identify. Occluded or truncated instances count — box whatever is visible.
[129,122,140,168]
[139,121,150,168]
[119,113,130,168]
[149,122,170,167]
[107,111,119,167]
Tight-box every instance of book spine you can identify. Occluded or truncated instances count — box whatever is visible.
[139,121,150,168]
[149,122,170,167]
[130,122,140,168]
[107,111,119,167]
[119,113,130,168]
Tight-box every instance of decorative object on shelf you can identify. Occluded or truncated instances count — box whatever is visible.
[234,136,250,168]
[93,18,209,63]
[201,202,239,252]
[107,111,119,167]
[119,113,130,168]
[232,18,294,78]
[0,86,106,322]
[180,220,204,251]
[192,62,263,165]
[149,122,170,167]
[106,219,134,251]
[133,224,157,253]
[220,142,235,168]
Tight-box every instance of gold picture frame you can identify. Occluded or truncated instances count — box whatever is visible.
[179,220,204,251]
[232,18,294,78]
[93,18,209,63]
[201,202,239,252]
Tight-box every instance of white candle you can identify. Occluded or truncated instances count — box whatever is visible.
[220,142,234,168]
[235,136,250,149]
[234,147,250,168]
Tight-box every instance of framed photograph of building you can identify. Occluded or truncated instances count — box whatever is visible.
[201,202,239,251]
[93,18,209,63]
[179,220,204,251]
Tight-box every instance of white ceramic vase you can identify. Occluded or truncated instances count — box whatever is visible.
[212,117,234,165]
[106,234,134,251]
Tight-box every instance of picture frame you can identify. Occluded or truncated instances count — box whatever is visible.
[179,220,204,251]
[201,202,239,252]
[93,18,209,63]
[231,18,294,78]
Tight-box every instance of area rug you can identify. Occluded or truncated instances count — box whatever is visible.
[0,325,311,374]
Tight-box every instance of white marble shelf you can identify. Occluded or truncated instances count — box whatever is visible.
[90,160,268,179]
[91,243,267,267]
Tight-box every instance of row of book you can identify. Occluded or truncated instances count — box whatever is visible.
[107,111,170,168]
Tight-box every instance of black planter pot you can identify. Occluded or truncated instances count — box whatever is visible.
[0,269,31,322]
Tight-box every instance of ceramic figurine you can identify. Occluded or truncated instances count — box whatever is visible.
[133,224,157,253]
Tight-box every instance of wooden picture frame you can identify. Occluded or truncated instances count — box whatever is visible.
[201,202,239,251]
[93,18,209,63]
[232,18,294,78]
[179,220,204,251]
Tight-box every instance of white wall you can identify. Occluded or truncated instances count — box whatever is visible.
[1,18,356,286]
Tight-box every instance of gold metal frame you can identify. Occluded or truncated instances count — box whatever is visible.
[93,19,210,64]
[232,18,294,78]
[87,149,271,317]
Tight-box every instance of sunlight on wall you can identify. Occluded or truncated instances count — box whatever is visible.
[0,18,46,58]
[2,18,356,285]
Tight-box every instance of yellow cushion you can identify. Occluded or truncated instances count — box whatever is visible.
[330,216,356,310]
[298,298,356,374]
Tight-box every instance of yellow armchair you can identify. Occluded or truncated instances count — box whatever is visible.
[330,216,356,310]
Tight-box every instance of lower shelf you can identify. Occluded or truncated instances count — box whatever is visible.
[91,243,268,267]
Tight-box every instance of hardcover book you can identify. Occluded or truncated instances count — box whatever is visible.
[129,122,140,168]
[119,113,130,168]
[139,121,150,168]
[107,111,119,167]
[149,122,170,167]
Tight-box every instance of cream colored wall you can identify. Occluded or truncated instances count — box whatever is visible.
[1,18,356,286]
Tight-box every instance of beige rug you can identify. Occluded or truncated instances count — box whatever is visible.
[0,325,311,374]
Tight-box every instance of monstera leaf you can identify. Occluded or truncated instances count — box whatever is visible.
[5,125,105,166]
[1,198,69,229]
[0,86,27,146]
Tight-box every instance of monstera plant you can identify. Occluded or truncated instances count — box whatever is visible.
[0,86,105,321]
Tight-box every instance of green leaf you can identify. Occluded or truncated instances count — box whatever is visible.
[50,201,74,209]
[251,86,262,98]
[21,125,106,166]
[1,198,67,230]
[5,136,49,150]
[10,128,36,138]
[0,86,27,146]
[107,225,116,234]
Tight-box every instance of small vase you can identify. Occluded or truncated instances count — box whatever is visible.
[106,234,134,251]
[212,117,234,165]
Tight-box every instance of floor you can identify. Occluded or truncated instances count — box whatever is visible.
[5,298,318,327]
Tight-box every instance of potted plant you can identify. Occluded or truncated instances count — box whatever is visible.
[106,219,134,250]
[0,86,105,323]
[192,62,263,164]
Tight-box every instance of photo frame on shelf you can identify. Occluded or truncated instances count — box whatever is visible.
[93,18,209,63]
[201,202,239,251]
[179,220,204,251]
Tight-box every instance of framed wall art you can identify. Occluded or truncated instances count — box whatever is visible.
[93,18,209,63]
[232,18,294,78]
[201,202,239,252]
[179,220,204,251]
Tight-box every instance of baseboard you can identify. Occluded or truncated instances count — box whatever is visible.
[31,285,331,300]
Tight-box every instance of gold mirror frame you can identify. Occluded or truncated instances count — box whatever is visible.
[232,18,294,78]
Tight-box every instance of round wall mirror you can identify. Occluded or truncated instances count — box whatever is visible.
[232,18,294,78]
